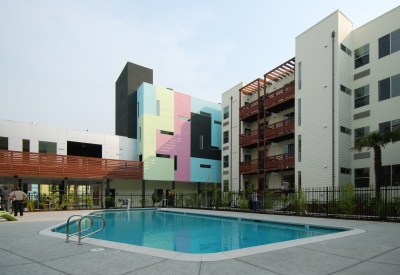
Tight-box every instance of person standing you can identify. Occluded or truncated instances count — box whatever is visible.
[252,190,260,211]
[1,186,10,212]
[151,193,156,207]
[9,187,27,217]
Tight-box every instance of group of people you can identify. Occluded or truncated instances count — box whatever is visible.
[0,186,28,217]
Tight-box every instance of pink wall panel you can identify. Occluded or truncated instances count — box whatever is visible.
[174,92,191,181]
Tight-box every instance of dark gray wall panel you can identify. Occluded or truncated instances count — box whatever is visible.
[115,62,153,138]
[354,152,370,160]
[354,110,370,120]
[354,69,370,80]
[191,113,221,160]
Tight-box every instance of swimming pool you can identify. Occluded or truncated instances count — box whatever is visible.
[52,209,349,254]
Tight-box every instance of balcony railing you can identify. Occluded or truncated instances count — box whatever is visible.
[239,99,264,121]
[264,152,294,172]
[239,159,263,174]
[239,129,264,147]
[264,81,294,109]
[265,117,295,141]
[0,150,143,180]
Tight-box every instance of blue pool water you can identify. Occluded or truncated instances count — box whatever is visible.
[53,210,347,253]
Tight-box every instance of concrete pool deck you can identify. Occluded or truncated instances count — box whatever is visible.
[1,209,400,275]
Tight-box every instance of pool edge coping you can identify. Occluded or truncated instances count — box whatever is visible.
[38,208,366,262]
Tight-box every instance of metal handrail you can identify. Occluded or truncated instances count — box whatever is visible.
[65,214,106,245]
[154,199,168,211]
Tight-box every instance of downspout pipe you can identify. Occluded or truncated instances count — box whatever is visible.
[230,96,233,191]
[332,30,335,190]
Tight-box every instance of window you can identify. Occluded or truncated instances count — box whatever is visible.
[393,164,400,186]
[223,155,229,168]
[340,84,351,95]
[200,135,203,149]
[379,28,400,59]
[340,167,351,174]
[200,164,211,168]
[379,34,390,58]
[223,180,229,192]
[379,121,391,133]
[156,100,160,116]
[298,135,301,162]
[22,139,30,152]
[354,44,369,69]
[214,120,221,125]
[283,112,294,121]
[39,141,56,154]
[382,165,391,186]
[354,167,370,187]
[139,127,141,141]
[298,98,301,126]
[160,130,174,135]
[354,126,369,143]
[298,62,302,90]
[223,131,229,144]
[341,44,351,56]
[174,156,177,170]
[354,85,369,108]
[137,102,139,117]
[283,143,294,154]
[223,106,229,120]
[200,111,211,117]
[298,171,302,190]
[379,119,400,141]
[340,126,351,135]
[379,73,400,102]
[156,154,170,158]
[0,137,8,150]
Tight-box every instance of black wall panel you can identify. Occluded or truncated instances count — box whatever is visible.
[190,113,221,160]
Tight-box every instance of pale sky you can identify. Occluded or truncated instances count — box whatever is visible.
[1,0,399,135]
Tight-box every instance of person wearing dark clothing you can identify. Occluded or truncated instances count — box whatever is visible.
[1,186,10,212]
[151,193,156,207]
[9,187,27,216]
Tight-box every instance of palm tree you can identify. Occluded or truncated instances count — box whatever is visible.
[350,128,400,198]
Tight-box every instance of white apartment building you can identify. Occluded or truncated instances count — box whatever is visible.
[222,6,400,191]
[296,6,400,189]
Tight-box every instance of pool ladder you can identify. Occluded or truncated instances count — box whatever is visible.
[154,199,168,212]
[65,214,106,245]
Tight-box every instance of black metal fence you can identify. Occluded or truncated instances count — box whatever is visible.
[18,185,400,222]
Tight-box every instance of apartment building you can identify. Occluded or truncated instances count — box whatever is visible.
[296,6,400,189]
[223,6,400,191]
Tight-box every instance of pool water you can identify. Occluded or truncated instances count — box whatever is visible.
[53,210,347,254]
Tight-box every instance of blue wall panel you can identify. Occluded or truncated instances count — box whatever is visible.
[190,157,221,183]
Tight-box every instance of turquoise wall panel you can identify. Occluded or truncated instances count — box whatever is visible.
[191,97,222,148]
[190,158,221,183]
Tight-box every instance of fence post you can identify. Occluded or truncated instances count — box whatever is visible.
[326,186,329,217]
[384,185,388,220]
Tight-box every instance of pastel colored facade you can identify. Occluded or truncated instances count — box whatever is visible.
[137,82,222,184]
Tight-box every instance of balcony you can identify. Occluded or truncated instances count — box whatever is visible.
[265,117,295,143]
[239,98,264,122]
[239,129,264,149]
[0,150,143,180]
[264,152,294,172]
[264,81,295,114]
[239,159,263,174]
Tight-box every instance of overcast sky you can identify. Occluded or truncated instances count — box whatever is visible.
[1,0,399,135]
